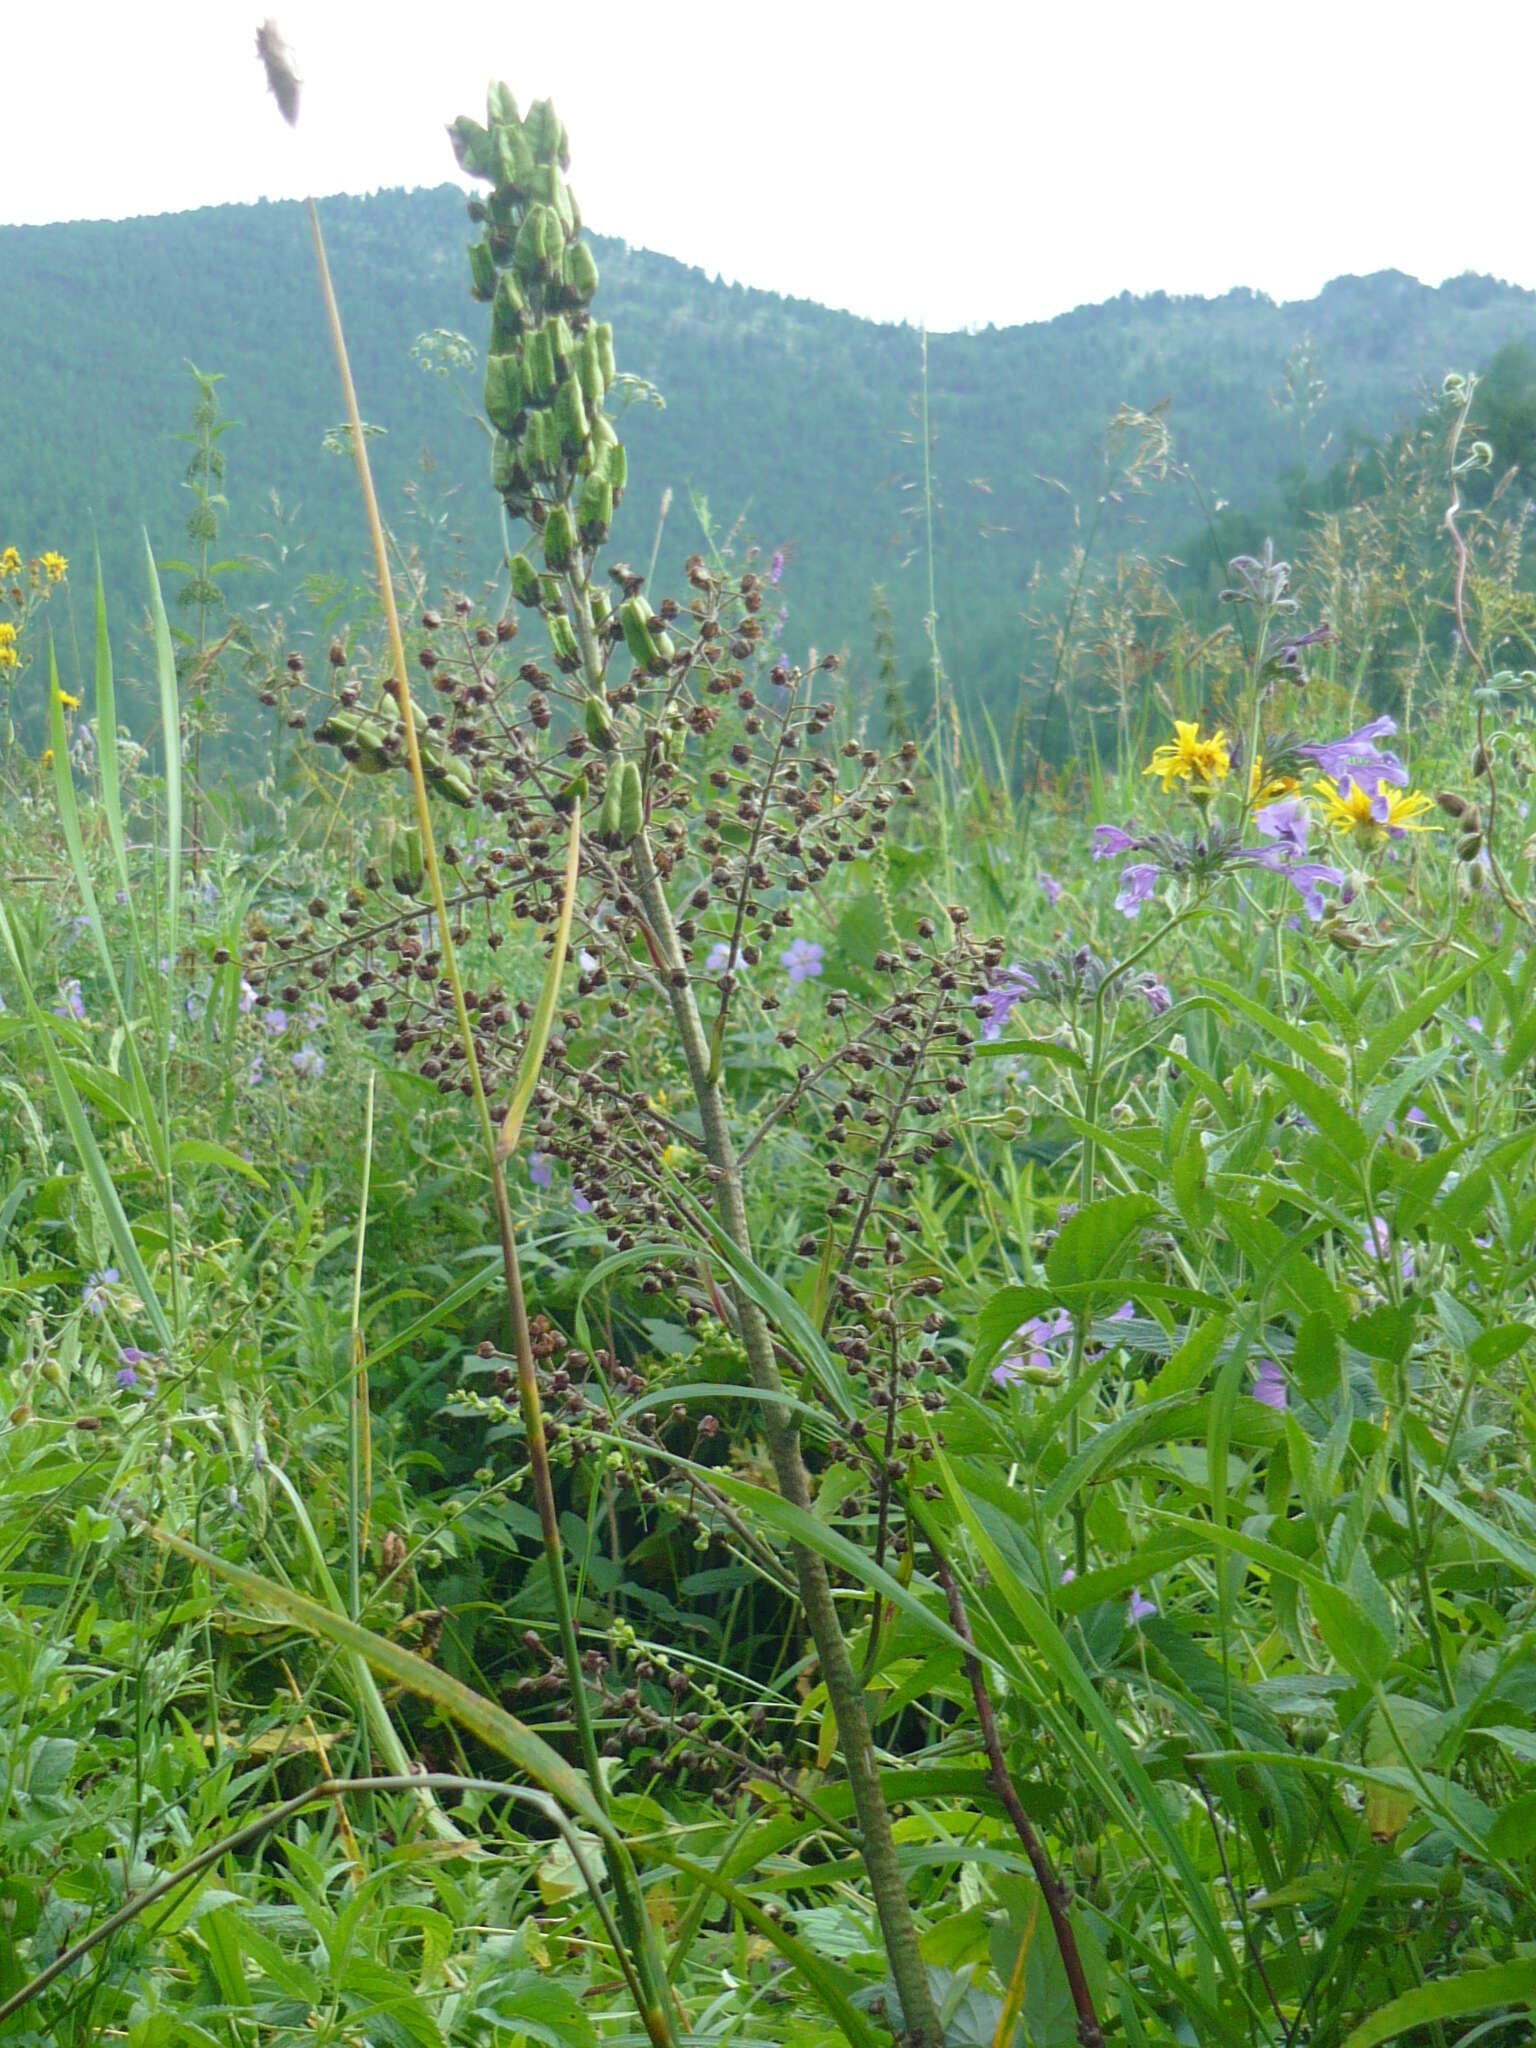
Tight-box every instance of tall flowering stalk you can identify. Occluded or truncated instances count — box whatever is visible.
[256,40,674,2046]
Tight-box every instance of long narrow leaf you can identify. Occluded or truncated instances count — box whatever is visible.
[497,801,581,1160]
[144,530,182,964]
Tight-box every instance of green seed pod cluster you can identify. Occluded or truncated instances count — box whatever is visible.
[453,83,627,543]
[314,707,393,774]
[595,760,644,845]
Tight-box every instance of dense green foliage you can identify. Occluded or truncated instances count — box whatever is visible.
[5,78,1536,2048]
[7,188,1536,731]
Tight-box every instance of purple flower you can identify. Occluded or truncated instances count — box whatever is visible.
[974,965,1037,1042]
[1039,871,1063,907]
[1366,1216,1414,1283]
[1093,824,1138,861]
[1255,796,1311,857]
[82,1268,120,1315]
[118,1347,150,1366]
[262,1007,289,1037]
[1128,1589,1158,1624]
[573,1185,594,1214]
[1280,859,1347,922]
[54,979,87,1023]
[529,1151,554,1189]
[1406,1105,1429,1127]
[769,550,785,586]
[1252,1358,1288,1410]
[1060,1565,1077,1585]
[1138,975,1171,1016]
[245,1054,265,1087]
[1295,717,1408,789]
[781,938,824,984]
[706,941,734,974]
[992,1308,1073,1384]
[1114,863,1160,919]
[114,1364,140,1390]
[290,1044,325,1079]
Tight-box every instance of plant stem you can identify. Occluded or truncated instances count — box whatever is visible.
[628,828,944,2048]
[935,1558,1105,2048]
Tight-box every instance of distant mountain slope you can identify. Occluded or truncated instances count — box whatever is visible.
[4,185,1535,717]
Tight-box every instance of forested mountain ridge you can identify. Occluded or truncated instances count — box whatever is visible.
[5,182,1536,715]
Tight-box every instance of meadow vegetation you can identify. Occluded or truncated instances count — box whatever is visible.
[2,73,1536,2048]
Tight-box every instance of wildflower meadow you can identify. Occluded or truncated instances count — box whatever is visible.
[3,51,1536,2048]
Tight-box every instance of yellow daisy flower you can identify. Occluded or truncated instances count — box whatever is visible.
[40,551,68,584]
[660,1141,689,1171]
[1315,776,1435,843]
[57,689,81,710]
[1144,720,1231,794]
[0,621,17,671]
[0,546,21,577]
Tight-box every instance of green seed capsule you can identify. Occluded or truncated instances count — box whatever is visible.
[596,768,625,844]
[540,205,566,272]
[521,327,555,402]
[619,597,661,671]
[513,205,552,283]
[618,760,644,841]
[549,316,576,374]
[605,442,628,501]
[486,80,520,127]
[547,613,580,672]
[467,240,496,302]
[543,505,575,572]
[509,554,542,607]
[391,824,424,896]
[483,354,524,431]
[490,433,523,497]
[524,97,568,168]
[539,574,563,609]
[593,323,616,385]
[449,116,494,179]
[576,332,604,408]
[584,692,614,746]
[565,241,599,304]
[493,121,533,191]
[576,474,612,544]
[490,270,526,350]
[554,376,590,455]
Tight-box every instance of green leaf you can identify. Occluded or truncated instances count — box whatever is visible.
[1291,1310,1341,1403]
[1356,956,1482,1086]
[170,1139,268,1186]
[1045,1194,1160,1293]
[1339,1961,1536,2048]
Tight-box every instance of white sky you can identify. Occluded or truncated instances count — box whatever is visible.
[3,0,1532,331]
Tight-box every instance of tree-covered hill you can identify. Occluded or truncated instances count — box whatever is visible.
[6,183,1536,717]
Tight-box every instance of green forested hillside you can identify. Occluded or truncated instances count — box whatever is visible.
[6,183,1536,721]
